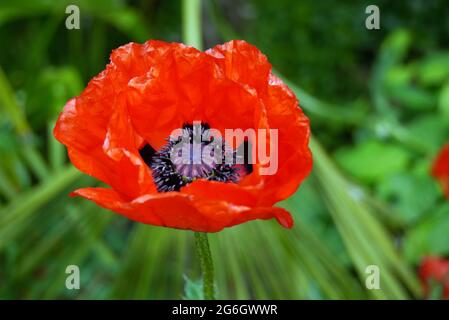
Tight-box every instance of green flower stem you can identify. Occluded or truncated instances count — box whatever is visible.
[194,232,215,300]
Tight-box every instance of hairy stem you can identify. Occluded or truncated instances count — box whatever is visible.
[194,232,215,299]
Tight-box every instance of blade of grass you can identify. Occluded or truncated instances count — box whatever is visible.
[20,145,50,181]
[47,121,65,170]
[0,168,16,200]
[109,225,175,299]
[0,66,30,135]
[311,137,421,298]
[0,65,50,179]
[39,212,112,299]
[0,166,81,248]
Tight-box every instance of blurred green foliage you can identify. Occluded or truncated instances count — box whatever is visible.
[0,0,448,299]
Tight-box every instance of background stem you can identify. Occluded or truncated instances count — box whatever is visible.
[182,0,202,50]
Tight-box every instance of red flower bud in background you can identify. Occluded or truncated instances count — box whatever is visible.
[419,256,449,299]
[433,142,449,198]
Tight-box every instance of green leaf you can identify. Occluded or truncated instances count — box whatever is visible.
[386,85,436,111]
[385,66,413,87]
[334,140,412,183]
[407,115,449,150]
[377,173,440,224]
[26,67,83,129]
[428,278,446,300]
[417,53,449,86]
[183,276,204,300]
[404,204,449,263]
[438,81,449,120]
[381,29,412,62]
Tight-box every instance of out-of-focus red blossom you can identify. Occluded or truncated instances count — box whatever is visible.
[419,256,449,299]
[53,40,312,232]
[433,142,449,198]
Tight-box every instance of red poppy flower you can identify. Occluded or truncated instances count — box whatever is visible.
[54,40,312,232]
[419,256,449,299]
[433,142,449,198]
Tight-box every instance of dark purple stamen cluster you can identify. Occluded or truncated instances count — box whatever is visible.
[140,123,240,192]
